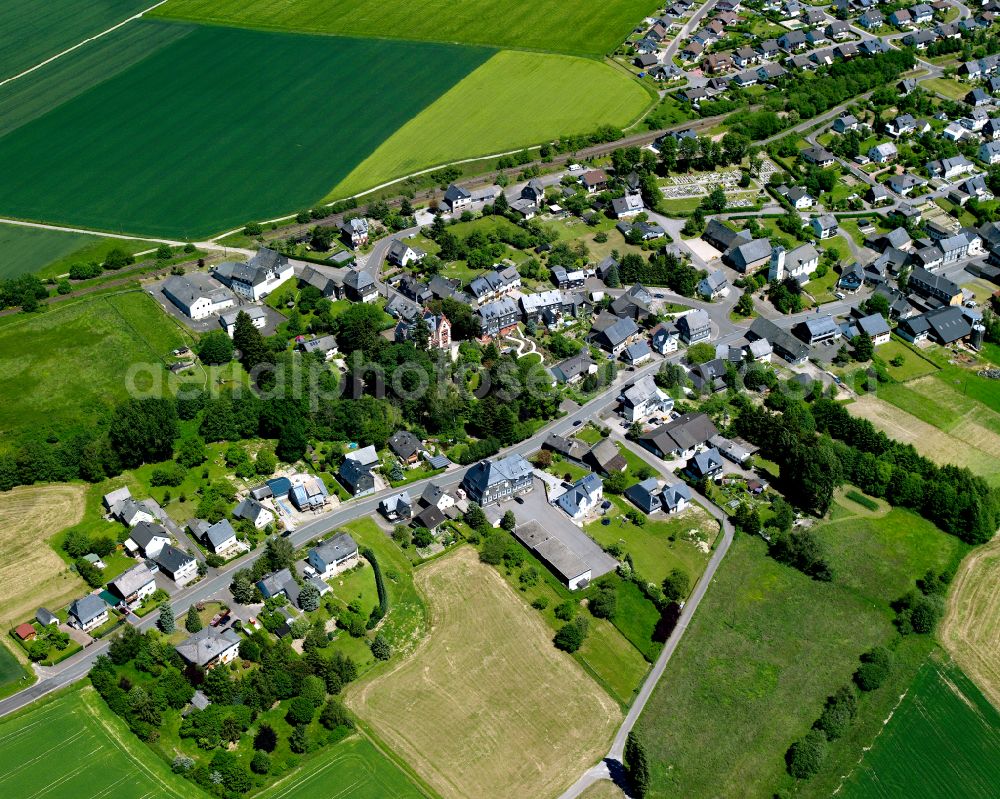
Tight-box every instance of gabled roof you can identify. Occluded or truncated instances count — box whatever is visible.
[311,533,358,565]
[175,627,241,667]
[69,594,107,625]
[155,544,195,575]
[129,521,168,549]
[204,519,237,548]
[109,563,155,598]
[389,430,423,460]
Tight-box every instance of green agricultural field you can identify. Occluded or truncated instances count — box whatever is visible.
[331,51,650,198]
[839,659,1000,799]
[258,736,424,799]
[636,490,966,798]
[0,19,194,140]
[154,0,652,55]
[0,224,156,280]
[0,686,202,799]
[0,291,193,439]
[0,641,31,698]
[0,23,491,238]
[0,0,152,81]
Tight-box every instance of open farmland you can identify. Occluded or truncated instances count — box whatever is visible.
[154,0,654,55]
[332,51,651,198]
[838,659,1000,799]
[0,686,203,798]
[0,224,156,280]
[635,489,967,798]
[0,291,193,439]
[940,535,1000,709]
[348,547,620,799]
[0,0,153,81]
[850,394,1000,485]
[259,737,424,799]
[0,24,492,238]
[0,484,87,625]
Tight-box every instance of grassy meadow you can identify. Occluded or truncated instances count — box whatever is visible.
[636,490,968,798]
[0,24,491,238]
[0,0,152,81]
[0,224,157,280]
[0,291,194,439]
[838,659,1000,799]
[348,547,621,799]
[154,0,652,55]
[330,50,651,198]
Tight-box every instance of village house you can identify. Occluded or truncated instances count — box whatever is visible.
[461,454,534,505]
[124,521,170,559]
[68,594,108,632]
[232,496,274,529]
[221,307,267,337]
[176,627,242,669]
[677,309,712,344]
[162,274,236,320]
[107,563,156,610]
[555,474,604,521]
[639,412,718,459]
[379,491,413,522]
[155,544,198,587]
[308,533,360,580]
[339,446,379,497]
[619,374,672,423]
[213,248,294,301]
[388,430,424,466]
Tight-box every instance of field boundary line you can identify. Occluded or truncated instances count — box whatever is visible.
[0,216,181,246]
[0,1,170,89]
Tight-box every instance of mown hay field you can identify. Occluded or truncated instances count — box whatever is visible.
[940,534,1000,709]
[852,391,1000,485]
[331,50,653,199]
[348,547,620,799]
[838,659,1000,798]
[0,484,87,625]
[154,0,652,55]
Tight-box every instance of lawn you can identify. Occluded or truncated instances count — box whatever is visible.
[940,532,1000,709]
[636,488,966,798]
[585,496,718,586]
[877,338,939,381]
[0,685,203,799]
[0,291,194,439]
[347,547,621,799]
[258,736,424,799]
[331,51,650,199]
[923,76,969,102]
[0,484,88,626]
[0,23,492,238]
[838,659,1000,799]
[154,0,654,56]
[0,641,32,699]
[0,0,152,81]
[802,265,840,305]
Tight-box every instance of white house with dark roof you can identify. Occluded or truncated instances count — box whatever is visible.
[68,594,108,632]
[677,309,712,343]
[107,563,156,609]
[462,454,534,505]
[124,521,170,559]
[232,496,274,529]
[619,374,672,423]
[163,275,236,320]
[308,533,360,580]
[213,248,293,301]
[155,544,198,587]
[555,474,603,521]
[200,519,239,555]
[221,307,267,336]
[175,627,241,669]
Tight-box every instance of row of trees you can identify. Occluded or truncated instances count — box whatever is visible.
[731,393,1000,545]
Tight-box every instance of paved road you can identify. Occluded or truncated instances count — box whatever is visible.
[558,436,736,799]
[0,352,676,719]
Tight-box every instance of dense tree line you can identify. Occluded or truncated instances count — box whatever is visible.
[732,394,1000,544]
[616,251,704,296]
